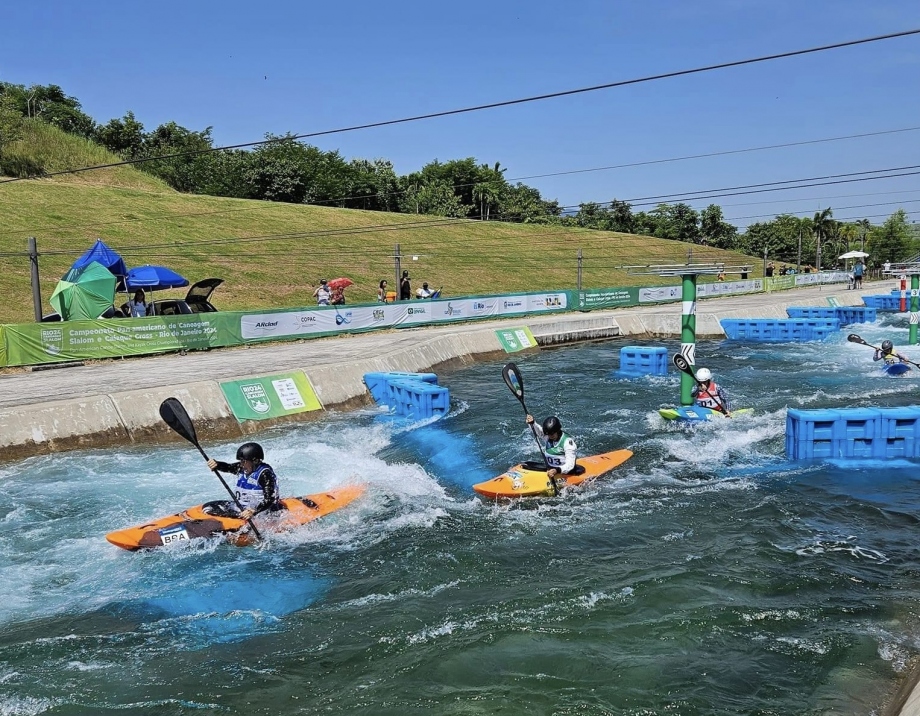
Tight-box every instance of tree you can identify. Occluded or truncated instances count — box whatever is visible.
[0,94,24,159]
[95,111,146,158]
[856,218,872,251]
[868,210,912,263]
[811,208,834,270]
[607,200,635,233]
[699,204,737,248]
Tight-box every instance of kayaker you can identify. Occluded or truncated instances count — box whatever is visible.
[206,442,281,520]
[873,339,909,365]
[525,414,578,481]
[692,368,731,417]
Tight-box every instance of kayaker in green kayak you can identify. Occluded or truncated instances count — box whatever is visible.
[692,368,732,417]
[525,414,578,482]
[873,340,909,366]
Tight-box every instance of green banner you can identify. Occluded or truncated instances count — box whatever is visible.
[575,287,639,310]
[220,371,322,421]
[495,326,538,353]
[765,276,795,293]
[2,313,244,366]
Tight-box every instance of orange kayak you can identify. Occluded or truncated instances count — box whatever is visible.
[106,484,366,550]
[472,449,633,499]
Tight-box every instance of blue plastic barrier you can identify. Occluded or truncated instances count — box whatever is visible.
[863,295,901,310]
[362,372,448,420]
[363,372,437,405]
[721,318,840,342]
[617,346,668,377]
[786,307,876,324]
[785,406,920,460]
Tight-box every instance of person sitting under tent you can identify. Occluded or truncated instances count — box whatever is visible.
[126,289,148,318]
[873,340,910,365]
[692,368,731,417]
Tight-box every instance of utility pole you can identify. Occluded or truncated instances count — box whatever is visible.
[797,227,802,273]
[577,248,583,291]
[29,237,42,322]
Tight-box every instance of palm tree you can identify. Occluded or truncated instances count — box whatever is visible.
[812,208,834,270]
[856,218,871,252]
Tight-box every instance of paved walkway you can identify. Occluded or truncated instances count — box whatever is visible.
[0,280,892,410]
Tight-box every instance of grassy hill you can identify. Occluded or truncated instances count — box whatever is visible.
[0,126,764,325]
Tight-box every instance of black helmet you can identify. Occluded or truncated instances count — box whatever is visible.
[882,340,893,352]
[542,416,562,435]
[236,442,264,461]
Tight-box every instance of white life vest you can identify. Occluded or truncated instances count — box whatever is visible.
[234,463,275,510]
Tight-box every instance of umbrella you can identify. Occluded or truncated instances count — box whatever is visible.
[326,277,353,291]
[125,265,190,291]
[838,250,869,259]
[50,261,117,321]
[69,239,127,279]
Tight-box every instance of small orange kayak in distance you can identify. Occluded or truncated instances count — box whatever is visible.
[472,450,633,499]
[106,484,366,551]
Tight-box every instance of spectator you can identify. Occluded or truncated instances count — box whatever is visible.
[127,289,148,318]
[716,271,725,282]
[765,262,774,278]
[312,279,331,305]
[331,286,345,305]
[377,280,390,303]
[416,282,433,298]
[883,261,891,274]
[399,270,411,301]
[853,259,865,289]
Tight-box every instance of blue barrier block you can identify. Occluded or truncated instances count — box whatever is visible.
[722,318,840,343]
[834,307,876,325]
[786,409,840,459]
[786,307,837,319]
[363,372,439,409]
[617,346,668,376]
[388,379,450,419]
[875,406,920,458]
[863,295,901,310]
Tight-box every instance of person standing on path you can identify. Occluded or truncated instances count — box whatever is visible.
[853,260,865,289]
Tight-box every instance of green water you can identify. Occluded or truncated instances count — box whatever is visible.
[2,329,920,714]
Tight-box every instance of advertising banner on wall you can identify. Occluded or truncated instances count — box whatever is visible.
[495,326,538,353]
[220,371,322,421]
[575,288,639,310]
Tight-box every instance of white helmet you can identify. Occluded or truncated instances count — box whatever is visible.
[696,367,712,382]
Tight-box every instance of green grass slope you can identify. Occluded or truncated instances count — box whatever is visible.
[0,129,764,324]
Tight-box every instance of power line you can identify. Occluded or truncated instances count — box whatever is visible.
[723,197,920,223]
[2,28,918,185]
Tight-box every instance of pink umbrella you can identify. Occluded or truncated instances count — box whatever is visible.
[326,277,354,291]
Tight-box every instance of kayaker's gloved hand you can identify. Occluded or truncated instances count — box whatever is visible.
[239,508,255,520]
[206,458,217,470]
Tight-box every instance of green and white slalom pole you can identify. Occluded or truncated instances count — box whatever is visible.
[910,273,919,345]
[679,273,698,406]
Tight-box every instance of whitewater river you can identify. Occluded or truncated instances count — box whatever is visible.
[3,316,920,715]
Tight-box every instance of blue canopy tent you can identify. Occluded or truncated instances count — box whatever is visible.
[69,239,128,279]
[125,265,190,315]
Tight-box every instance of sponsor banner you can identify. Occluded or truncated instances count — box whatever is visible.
[495,326,538,353]
[640,286,682,303]
[220,371,322,421]
[2,313,240,366]
[697,279,762,297]
[794,271,849,286]
[576,288,639,310]
[765,276,795,292]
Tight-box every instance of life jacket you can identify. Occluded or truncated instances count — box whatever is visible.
[882,350,899,365]
[234,463,277,511]
[544,431,577,471]
[695,381,724,410]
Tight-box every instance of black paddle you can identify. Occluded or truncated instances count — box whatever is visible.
[847,333,919,368]
[502,362,559,496]
[158,397,262,540]
[673,354,730,416]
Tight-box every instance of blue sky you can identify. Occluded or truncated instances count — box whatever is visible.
[2,0,919,229]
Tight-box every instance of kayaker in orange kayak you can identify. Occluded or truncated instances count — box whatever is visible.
[206,442,281,520]
[525,414,578,482]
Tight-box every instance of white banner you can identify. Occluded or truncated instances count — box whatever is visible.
[239,293,568,342]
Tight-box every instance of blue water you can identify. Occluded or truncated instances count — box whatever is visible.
[3,318,920,714]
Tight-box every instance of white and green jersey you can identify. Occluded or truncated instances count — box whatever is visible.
[532,423,578,473]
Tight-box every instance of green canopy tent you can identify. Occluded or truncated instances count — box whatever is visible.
[50,261,117,321]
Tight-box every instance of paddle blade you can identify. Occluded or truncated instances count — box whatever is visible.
[159,398,199,447]
[847,334,867,345]
[502,363,525,402]
[673,353,695,378]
